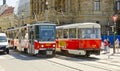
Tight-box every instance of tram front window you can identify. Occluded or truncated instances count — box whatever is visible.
[39,25,56,41]
[82,28,100,39]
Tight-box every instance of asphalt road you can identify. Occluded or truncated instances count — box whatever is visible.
[0,49,120,71]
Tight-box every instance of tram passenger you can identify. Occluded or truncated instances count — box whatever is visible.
[70,33,74,38]
[63,31,68,38]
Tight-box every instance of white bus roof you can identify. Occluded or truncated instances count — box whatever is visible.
[56,23,100,29]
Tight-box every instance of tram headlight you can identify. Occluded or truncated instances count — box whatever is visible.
[53,45,56,47]
[41,45,44,47]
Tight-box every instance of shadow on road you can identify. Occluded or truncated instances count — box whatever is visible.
[55,52,100,62]
[7,49,53,61]
[0,52,6,55]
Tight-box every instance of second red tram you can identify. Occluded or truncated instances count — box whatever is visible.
[56,23,101,57]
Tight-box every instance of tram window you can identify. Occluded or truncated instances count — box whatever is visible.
[82,28,92,38]
[21,28,26,39]
[94,28,101,38]
[63,29,68,38]
[57,29,63,39]
[69,28,76,38]
[29,31,34,39]
[78,29,82,38]
[82,28,100,38]
[35,25,39,39]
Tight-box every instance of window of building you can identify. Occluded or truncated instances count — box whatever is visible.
[94,0,100,11]
[116,0,120,10]
[55,0,65,12]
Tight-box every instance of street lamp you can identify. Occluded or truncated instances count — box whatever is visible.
[21,12,24,25]
[112,14,118,54]
[45,1,49,22]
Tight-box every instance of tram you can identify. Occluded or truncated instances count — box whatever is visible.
[56,23,101,57]
[6,22,56,56]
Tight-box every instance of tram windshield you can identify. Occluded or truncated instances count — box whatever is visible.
[82,28,101,39]
[39,25,56,41]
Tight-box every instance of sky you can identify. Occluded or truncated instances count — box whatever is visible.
[0,0,18,7]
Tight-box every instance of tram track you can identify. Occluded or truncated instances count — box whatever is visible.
[76,61,120,71]
[54,54,120,71]
[9,50,120,71]
[46,59,83,71]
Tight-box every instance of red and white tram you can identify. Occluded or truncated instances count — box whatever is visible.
[6,22,56,56]
[56,23,101,57]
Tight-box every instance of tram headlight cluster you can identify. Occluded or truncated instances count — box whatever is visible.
[53,45,56,47]
[41,45,44,47]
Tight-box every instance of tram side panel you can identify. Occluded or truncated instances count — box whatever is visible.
[56,39,101,56]
[79,39,101,55]
[56,23,101,56]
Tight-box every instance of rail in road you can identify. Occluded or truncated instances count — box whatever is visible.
[1,50,120,71]
[54,53,120,71]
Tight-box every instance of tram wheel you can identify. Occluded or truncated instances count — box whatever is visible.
[85,53,90,57]
[24,48,27,53]
[61,50,69,56]
[14,46,17,50]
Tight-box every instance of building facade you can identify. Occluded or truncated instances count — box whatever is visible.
[0,3,16,31]
[30,0,117,35]
[14,0,30,26]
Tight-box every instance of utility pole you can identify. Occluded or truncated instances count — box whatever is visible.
[112,0,118,54]
[45,1,49,22]
[112,15,118,54]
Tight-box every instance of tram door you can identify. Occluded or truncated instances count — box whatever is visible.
[28,26,35,54]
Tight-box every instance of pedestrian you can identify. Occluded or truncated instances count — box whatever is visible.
[115,38,119,53]
[107,39,110,53]
[103,39,109,53]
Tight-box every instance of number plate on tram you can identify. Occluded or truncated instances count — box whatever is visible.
[46,51,53,55]
[79,50,86,55]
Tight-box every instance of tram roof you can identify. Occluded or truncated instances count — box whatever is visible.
[32,22,56,26]
[56,23,100,29]
[6,22,56,31]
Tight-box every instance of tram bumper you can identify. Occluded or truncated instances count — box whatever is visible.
[38,48,55,55]
[84,49,101,55]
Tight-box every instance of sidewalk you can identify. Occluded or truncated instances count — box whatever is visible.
[99,48,120,61]
[101,48,120,55]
